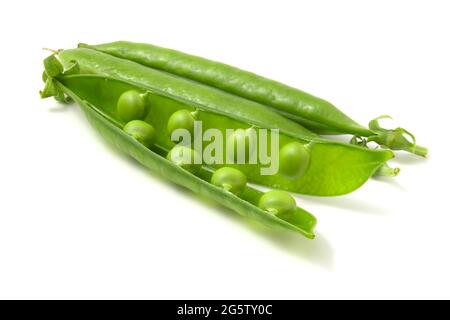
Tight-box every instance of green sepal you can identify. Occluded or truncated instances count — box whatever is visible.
[368,115,428,157]
[63,60,80,75]
[39,78,59,98]
[42,71,48,82]
[40,55,78,103]
[373,163,400,177]
[43,54,64,78]
[39,78,71,103]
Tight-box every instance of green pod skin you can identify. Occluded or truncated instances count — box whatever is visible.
[55,73,393,196]
[211,167,247,196]
[80,41,427,157]
[42,77,317,239]
[79,42,357,134]
[58,48,317,140]
[123,120,155,148]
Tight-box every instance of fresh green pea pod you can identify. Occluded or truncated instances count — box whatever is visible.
[50,51,393,196]
[41,76,317,239]
[79,41,427,157]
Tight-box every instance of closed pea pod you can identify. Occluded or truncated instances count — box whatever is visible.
[81,41,427,157]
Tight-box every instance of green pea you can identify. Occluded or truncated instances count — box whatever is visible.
[259,190,297,216]
[167,109,196,139]
[123,120,155,148]
[117,90,147,122]
[226,128,254,162]
[211,167,247,196]
[279,142,310,179]
[167,145,201,174]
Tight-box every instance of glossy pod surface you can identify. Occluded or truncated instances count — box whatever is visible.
[80,41,367,135]
[58,48,317,140]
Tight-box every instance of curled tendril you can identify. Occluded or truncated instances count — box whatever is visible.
[63,60,80,75]
[367,115,428,157]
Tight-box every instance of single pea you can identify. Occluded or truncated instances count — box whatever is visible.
[167,145,201,174]
[167,109,196,140]
[279,142,310,179]
[117,90,147,122]
[258,190,297,216]
[123,120,155,148]
[211,167,247,196]
[226,128,254,162]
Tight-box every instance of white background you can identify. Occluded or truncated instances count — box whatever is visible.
[0,0,449,299]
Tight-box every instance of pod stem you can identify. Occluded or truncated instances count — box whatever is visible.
[374,163,400,177]
[409,144,428,157]
[368,115,428,157]
[42,48,59,54]
[191,109,200,119]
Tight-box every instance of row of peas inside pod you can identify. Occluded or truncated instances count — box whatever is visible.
[118,89,310,218]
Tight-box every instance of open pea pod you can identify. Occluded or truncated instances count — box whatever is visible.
[50,70,392,197]
[42,76,317,239]
[54,48,394,196]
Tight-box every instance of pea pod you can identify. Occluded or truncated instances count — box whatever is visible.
[79,41,427,157]
[40,75,316,239]
[53,49,394,196]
